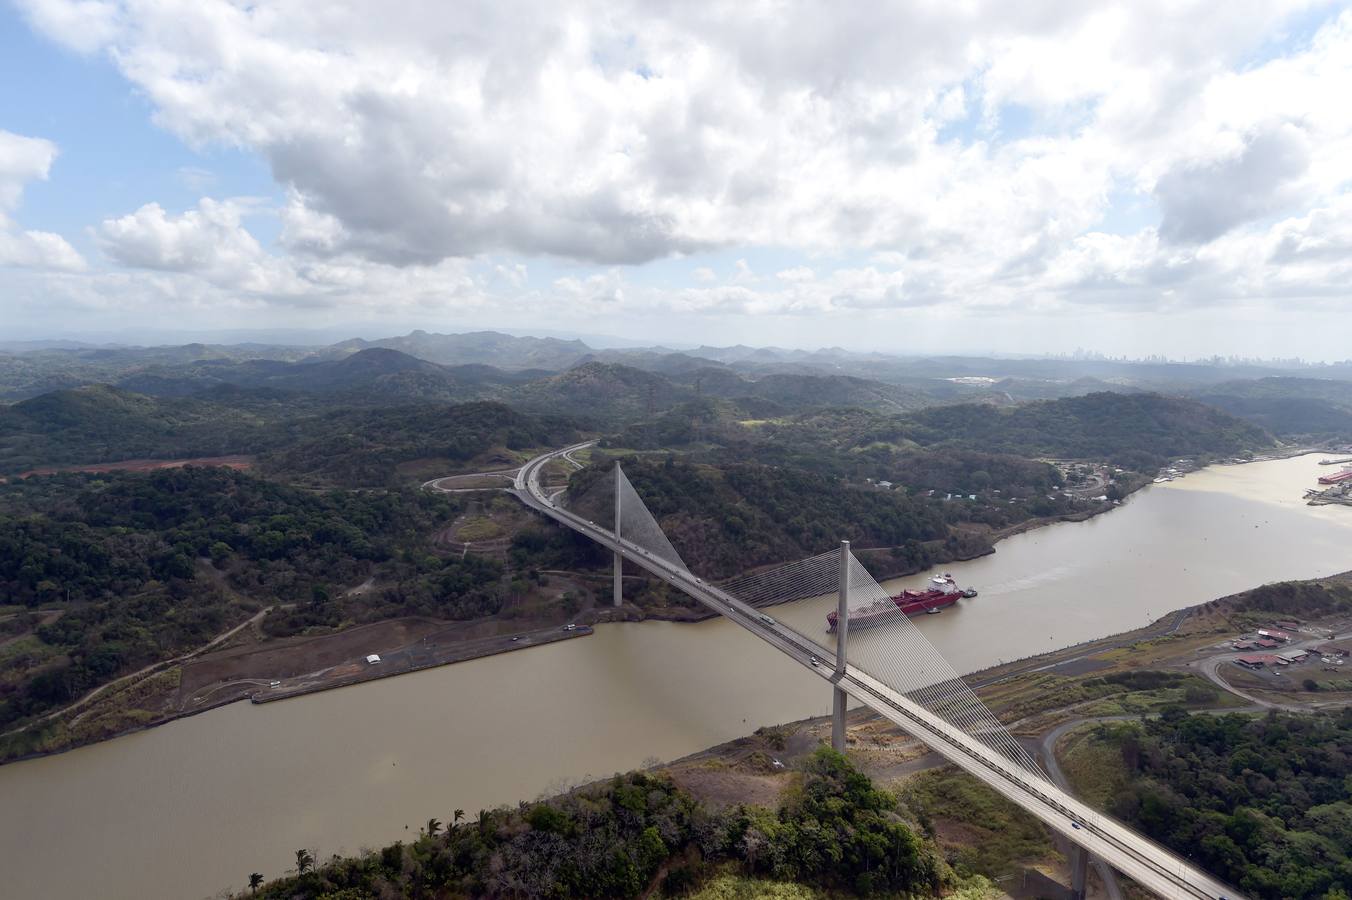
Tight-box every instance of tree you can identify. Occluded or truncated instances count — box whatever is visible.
[425,817,442,837]
[453,808,464,827]
[294,848,314,875]
[248,873,263,895]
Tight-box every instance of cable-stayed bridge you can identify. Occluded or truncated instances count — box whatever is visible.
[511,443,1243,900]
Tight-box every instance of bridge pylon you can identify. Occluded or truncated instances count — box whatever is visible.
[613,462,623,607]
[832,540,850,752]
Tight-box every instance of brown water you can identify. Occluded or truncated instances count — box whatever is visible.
[3,454,1350,900]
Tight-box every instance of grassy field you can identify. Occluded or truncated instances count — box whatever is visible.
[981,668,1244,730]
[898,765,1058,877]
[688,872,828,899]
[1057,724,1135,810]
[687,870,998,900]
[454,515,505,541]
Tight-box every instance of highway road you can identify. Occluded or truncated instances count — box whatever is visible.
[511,443,1245,900]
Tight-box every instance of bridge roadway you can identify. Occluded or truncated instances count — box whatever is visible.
[513,443,1243,900]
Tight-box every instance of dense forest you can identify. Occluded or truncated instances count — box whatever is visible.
[610,403,1093,535]
[0,467,469,731]
[886,392,1275,470]
[0,384,274,473]
[1100,710,1352,899]
[0,384,576,485]
[257,400,578,487]
[567,456,963,579]
[240,748,946,899]
[615,392,1276,474]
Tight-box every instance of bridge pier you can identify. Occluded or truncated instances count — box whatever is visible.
[1069,845,1088,900]
[614,462,623,607]
[832,540,850,752]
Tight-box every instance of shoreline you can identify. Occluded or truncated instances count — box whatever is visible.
[1,449,1331,767]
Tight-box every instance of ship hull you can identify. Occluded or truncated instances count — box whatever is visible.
[827,591,959,631]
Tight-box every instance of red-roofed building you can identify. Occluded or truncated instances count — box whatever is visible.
[1256,639,1281,649]
[1235,654,1284,669]
[1258,629,1292,643]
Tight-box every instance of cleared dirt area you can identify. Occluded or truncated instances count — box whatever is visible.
[179,617,443,699]
[18,454,254,478]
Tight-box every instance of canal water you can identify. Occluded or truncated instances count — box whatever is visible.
[3,454,1351,900]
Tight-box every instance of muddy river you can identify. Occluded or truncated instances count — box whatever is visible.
[3,454,1351,899]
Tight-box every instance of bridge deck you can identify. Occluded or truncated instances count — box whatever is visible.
[512,443,1244,900]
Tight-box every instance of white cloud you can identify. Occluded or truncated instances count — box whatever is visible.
[8,0,1352,338]
[0,130,58,218]
[18,0,1333,270]
[1155,122,1312,244]
[174,166,217,192]
[0,129,86,271]
[97,198,265,274]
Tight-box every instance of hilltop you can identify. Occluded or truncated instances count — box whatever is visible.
[893,392,1276,469]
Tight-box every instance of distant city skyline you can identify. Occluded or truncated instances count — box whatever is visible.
[3,1,1352,360]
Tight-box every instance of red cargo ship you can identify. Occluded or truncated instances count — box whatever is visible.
[1318,469,1352,485]
[827,575,962,632]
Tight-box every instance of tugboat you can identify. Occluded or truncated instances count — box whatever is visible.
[827,574,972,632]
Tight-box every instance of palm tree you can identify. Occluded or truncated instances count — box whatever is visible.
[248,873,263,895]
[425,817,442,837]
[295,848,314,875]
[453,809,465,828]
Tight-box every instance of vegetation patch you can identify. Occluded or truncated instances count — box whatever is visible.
[1058,725,1133,809]
[239,748,946,899]
[898,766,1055,877]
[1091,708,1352,899]
[685,871,827,899]
[454,515,504,541]
[0,466,466,739]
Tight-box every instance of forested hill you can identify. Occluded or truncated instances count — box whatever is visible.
[0,467,460,739]
[1190,377,1352,440]
[259,401,578,487]
[0,386,576,483]
[0,385,268,473]
[1099,710,1352,899]
[890,392,1276,469]
[566,456,961,579]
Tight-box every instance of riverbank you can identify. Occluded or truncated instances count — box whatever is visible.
[0,452,1303,766]
[8,452,1352,900]
[253,623,593,704]
[222,570,1352,900]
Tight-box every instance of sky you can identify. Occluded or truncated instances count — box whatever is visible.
[1,0,1351,359]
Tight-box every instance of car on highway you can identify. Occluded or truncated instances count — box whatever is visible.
[759,614,776,626]
[809,656,820,667]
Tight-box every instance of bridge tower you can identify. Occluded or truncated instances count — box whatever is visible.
[832,540,850,752]
[613,462,623,607]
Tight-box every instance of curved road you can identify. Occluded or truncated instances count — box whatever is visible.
[510,443,1246,900]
